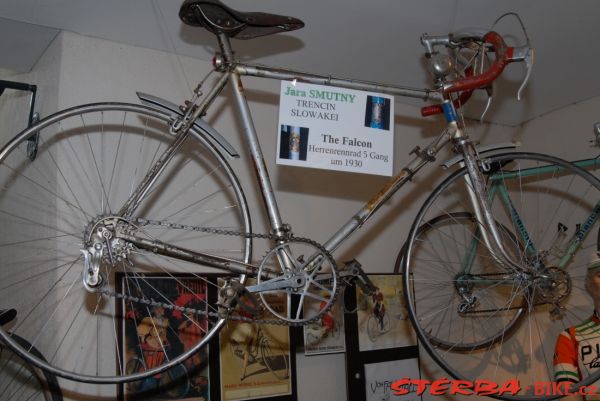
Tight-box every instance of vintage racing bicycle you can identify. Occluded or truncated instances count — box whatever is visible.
[0,1,598,400]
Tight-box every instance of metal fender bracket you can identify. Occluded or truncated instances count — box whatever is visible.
[137,92,240,158]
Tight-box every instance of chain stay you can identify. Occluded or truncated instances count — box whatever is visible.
[106,218,341,326]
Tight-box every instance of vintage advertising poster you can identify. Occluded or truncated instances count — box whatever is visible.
[219,286,292,401]
[356,274,416,352]
[120,275,210,401]
[277,81,394,176]
[303,297,345,355]
[364,358,422,401]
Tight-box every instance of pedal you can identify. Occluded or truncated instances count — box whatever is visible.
[341,259,377,295]
[217,278,243,317]
[218,279,260,319]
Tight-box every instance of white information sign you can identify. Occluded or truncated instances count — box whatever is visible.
[276,81,394,176]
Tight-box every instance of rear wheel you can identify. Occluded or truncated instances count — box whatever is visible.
[0,103,251,383]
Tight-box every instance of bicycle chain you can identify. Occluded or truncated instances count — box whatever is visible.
[100,218,340,327]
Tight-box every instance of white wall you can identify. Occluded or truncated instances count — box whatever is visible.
[0,30,520,401]
[516,96,600,160]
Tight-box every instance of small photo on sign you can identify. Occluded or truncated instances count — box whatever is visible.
[279,125,309,161]
[364,96,391,131]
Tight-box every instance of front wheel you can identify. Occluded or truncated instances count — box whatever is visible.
[403,152,600,401]
[0,103,252,384]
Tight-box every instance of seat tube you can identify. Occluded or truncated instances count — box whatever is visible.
[218,34,285,235]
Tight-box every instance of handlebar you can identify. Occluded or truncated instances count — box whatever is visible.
[444,32,511,94]
[420,29,532,117]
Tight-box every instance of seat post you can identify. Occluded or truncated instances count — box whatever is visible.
[217,32,235,64]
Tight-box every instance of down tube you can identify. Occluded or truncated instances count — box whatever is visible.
[323,168,415,253]
[322,129,452,253]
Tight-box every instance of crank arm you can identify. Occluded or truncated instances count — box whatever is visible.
[246,275,305,293]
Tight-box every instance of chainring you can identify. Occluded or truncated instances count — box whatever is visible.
[255,238,338,325]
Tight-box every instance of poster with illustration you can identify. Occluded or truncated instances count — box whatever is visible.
[119,274,210,401]
[218,279,294,401]
[303,297,345,355]
[356,274,416,352]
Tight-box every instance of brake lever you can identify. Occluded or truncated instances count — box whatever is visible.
[480,84,494,121]
[491,12,534,101]
[512,45,534,100]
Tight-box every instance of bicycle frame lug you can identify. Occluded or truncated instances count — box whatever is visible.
[272,223,292,240]
[212,53,226,72]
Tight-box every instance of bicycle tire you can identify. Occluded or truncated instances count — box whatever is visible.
[260,338,289,381]
[403,152,600,401]
[0,103,251,384]
[0,334,63,401]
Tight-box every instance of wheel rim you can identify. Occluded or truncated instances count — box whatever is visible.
[0,336,63,401]
[404,153,600,400]
[0,103,251,383]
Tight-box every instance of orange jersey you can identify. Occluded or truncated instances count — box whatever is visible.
[554,314,600,400]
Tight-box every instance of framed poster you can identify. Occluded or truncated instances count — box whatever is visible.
[302,297,346,355]
[355,274,416,352]
[116,273,219,401]
[218,279,297,401]
[345,274,421,401]
[364,358,422,401]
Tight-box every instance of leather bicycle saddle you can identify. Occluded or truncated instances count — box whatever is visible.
[179,0,304,40]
